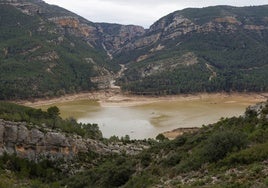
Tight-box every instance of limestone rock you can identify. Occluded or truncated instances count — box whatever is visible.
[0,119,146,161]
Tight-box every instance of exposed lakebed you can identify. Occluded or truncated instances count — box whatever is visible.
[35,93,266,139]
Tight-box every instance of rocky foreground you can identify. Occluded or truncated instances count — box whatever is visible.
[0,119,148,162]
[0,101,268,187]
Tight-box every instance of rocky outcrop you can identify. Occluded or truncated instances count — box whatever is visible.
[96,23,145,55]
[137,52,198,77]
[50,17,99,44]
[2,0,43,16]
[247,102,268,119]
[117,6,268,57]
[7,1,268,63]
[0,119,148,161]
[3,0,146,55]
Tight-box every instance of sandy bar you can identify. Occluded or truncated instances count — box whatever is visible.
[163,127,200,140]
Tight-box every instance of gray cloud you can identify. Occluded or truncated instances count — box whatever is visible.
[44,0,268,28]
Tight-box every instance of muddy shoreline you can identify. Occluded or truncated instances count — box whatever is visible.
[19,91,268,108]
[16,91,268,139]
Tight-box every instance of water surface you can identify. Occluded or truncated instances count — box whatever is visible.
[38,95,263,139]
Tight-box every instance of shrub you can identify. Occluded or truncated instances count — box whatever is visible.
[156,133,167,142]
[202,130,248,163]
[221,142,268,165]
[141,152,151,167]
[163,152,182,166]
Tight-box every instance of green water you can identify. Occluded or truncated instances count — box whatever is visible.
[38,96,261,139]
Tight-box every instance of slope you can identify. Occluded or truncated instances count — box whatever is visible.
[116,5,268,94]
[0,0,121,100]
[0,101,267,187]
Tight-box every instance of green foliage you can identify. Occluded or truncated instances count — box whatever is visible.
[117,6,268,95]
[155,133,167,142]
[0,4,119,100]
[261,103,268,115]
[202,130,248,163]
[149,106,267,186]
[172,136,187,147]
[47,106,60,118]
[121,134,131,143]
[124,172,158,188]
[1,3,268,186]
[0,153,61,182]
[0,102,102,139]
[108,135,121,142]
[140,152,151,167]
[162,152,182,167]
[221,142,268,165]
[63,156,135,188]
[1,102,268,187]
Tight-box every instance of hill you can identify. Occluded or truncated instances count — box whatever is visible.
[1,2,268,99]
[116,5,268,95]
[0,0,144,100]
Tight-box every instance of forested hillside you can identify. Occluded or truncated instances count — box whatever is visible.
[0,0,143,100]
[1,1,268,98]
[116,5,268,94]
[0,1,118,99]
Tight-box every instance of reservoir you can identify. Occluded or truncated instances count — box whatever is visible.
[36,94,265,139]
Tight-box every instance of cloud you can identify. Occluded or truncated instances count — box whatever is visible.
[44,0,268,28]
[45,0,181,27]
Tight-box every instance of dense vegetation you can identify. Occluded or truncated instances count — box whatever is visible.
[0,3,119,100]
[117,6,268,95]
[62,101,268,187]
[0,101,102,139]
[1,2,268,99]
[1,2,268,187]
[0,101,268,187]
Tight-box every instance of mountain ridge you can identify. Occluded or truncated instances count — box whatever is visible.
[1,2,268,187]
[115,5,268,94]
[1,0,268,99]
[0,0,149,100]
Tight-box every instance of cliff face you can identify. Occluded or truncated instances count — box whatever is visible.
[96,23,145,56]
[3,0,100,47]
[4,0,146,55]
[116,5,268,94]
[0,119,147,161]
[118,5,268,60]
[0,119,96,161]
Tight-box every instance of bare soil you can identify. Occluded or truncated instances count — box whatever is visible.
[20,90,268,108]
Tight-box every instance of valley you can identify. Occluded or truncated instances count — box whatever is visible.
[1,1,268,100]
[1,0,268,187]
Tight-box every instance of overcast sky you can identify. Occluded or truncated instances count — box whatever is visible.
[44,0,268,28]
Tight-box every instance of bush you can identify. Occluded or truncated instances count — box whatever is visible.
[221,142,268,165]
[156,133,167,142]
[202,130,248,163]
[172,136,187,147]
[163,152,182,166]
[175,151,205,172]
[141,152,151,167]
[0,102,102,139]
